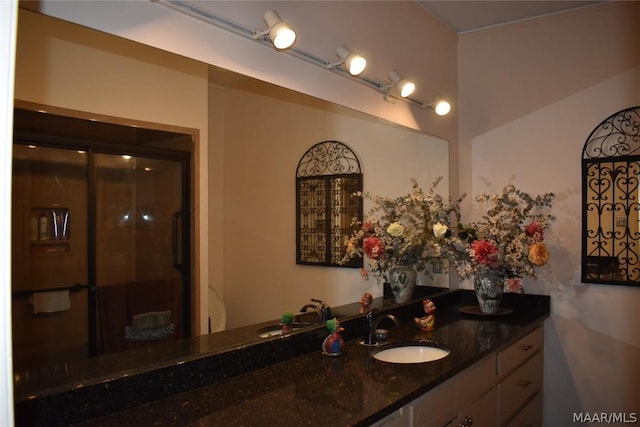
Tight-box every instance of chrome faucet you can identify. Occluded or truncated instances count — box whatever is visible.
[364,309,399,346]
[300,299,332,323]
[299,304,321,321]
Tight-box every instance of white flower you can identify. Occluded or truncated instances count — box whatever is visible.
[386,222,405,237]
[432,222,448,238]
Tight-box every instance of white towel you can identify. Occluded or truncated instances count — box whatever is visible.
[31,290,71,314]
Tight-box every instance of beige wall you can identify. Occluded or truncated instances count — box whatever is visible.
[458,2,640,423]
[213,83,449,328]
[14,9,209,332]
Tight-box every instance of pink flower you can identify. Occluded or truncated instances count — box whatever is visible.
[525,222,544,241]
[471,239,499,265]
[363,236,384,260]
[506,277,523,293]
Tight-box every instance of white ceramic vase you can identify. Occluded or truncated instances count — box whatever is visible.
[473,270,505,314]
[388,266,417,303]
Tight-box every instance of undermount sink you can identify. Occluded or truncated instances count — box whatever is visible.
[373,342,450,364]
[256,322,313,338]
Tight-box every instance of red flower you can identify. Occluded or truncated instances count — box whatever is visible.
[361,221,375,234]
[362,236,384,260]
[525,222,544,241]
[471,239,499,265]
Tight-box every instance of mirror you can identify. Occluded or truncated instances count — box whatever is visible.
[13,8,449,399]
[582,106,640,285]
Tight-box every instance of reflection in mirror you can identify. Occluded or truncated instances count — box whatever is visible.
[582,106,640,285]
[296,141,363,267]
[11,110,193,372]
[13,9,450,401]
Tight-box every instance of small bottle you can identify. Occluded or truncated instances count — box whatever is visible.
[30,217,38,241]
[38,213,48,240]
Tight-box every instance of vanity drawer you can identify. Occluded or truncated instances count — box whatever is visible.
[498,351,543,426]
[498,326,543,378]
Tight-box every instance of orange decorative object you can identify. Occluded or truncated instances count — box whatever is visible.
[360,292,373,313]
[414,315,435,331]
[422,298,436,314]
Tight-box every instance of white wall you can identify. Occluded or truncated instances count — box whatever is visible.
[215,84,448,328]
[458,2,640,423]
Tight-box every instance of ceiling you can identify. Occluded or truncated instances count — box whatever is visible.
[417,1,606,33]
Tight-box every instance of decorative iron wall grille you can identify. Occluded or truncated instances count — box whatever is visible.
[296,141,363,267]
[582,106,640,285]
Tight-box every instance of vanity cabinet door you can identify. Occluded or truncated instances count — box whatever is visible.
[498,349,543,426]
[411,354,497,427]
[455,387,498,427]
[505,391,543,427]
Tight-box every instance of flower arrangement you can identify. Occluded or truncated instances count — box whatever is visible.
[341,177,463,281]
[444,185,554,293]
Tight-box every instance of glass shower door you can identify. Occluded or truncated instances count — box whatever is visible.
[11,144,89,371]
[94,153,189,355]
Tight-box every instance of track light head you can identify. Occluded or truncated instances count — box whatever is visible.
[434,99,451,116]
[258,10,296,50]
[334,45,367,76]
[388,70,415,98]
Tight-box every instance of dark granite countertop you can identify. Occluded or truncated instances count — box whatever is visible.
[15,290,550,427]
[13,293,404,403]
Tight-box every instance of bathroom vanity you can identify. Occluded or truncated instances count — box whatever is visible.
[14,290,549,427]
[374,325,543,427]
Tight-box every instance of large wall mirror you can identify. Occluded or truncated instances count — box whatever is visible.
[582,106,640,285]
[13,7,450,400]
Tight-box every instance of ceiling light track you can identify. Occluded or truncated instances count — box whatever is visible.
[153,0,450,115]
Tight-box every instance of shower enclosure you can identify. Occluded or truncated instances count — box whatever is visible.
[11,109,192,372]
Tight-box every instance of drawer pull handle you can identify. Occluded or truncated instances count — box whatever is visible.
[519,379,532,388]
[519,344,534,352]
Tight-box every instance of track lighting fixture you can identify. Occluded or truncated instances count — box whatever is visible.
[327,45,367,76]
[387,71,415,98]
[155,0,451,115]
[253,10,296,50]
